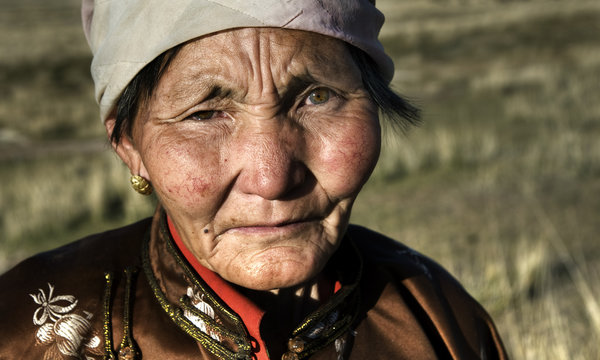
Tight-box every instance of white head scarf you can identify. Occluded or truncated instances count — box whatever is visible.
[81,0,394,123]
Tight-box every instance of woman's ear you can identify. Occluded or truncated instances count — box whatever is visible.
[104,113,150,180]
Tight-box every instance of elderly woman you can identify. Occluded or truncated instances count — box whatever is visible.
[0,0,506,359]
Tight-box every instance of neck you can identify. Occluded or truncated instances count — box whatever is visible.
[237,275,332,358]
[238,275,326,320]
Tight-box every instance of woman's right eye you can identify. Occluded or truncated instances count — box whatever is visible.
[186,110,217,121]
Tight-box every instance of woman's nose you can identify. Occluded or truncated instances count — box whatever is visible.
[233,124,307,200]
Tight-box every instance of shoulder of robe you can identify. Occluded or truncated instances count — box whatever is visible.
[347,224,457,282]
[0,217,152,358]
[347,224,508,359]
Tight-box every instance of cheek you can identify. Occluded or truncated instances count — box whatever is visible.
[313,115,381,196]
[142,138,223,211]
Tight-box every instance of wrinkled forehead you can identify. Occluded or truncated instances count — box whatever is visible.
[171,28,356,79]
[82,0,393,123]
[159,28,362,93]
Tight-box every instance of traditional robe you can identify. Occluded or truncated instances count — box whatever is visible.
[0,209,507,359]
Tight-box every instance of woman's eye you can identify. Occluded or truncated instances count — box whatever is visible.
[187,110,216,121]
[306,88,331,105]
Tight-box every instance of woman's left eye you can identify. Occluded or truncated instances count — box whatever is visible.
[305,88,331,105]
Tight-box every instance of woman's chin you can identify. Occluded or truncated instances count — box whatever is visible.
[223,255,326,291]
[206,235,338,291]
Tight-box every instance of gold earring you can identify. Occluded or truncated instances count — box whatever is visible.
[130,175,153,195]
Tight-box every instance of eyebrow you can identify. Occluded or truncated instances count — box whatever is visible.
[191,72,320,110]
[202,85,233,102]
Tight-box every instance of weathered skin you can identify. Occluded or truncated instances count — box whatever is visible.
[107,28,380,292]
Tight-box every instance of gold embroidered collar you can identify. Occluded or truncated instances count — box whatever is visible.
[141,210,362,360]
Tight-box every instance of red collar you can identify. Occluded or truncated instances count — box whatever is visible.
[167,217,269,360]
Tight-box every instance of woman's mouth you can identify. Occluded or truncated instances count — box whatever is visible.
[222,218,320,236]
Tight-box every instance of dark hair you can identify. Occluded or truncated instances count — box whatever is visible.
[347,45,421,132]
[111,47,181,144]
[111,44,420,144]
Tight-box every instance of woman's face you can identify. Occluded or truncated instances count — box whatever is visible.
[111,28,380,290]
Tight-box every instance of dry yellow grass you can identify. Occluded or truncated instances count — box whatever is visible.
[350,1,600,358]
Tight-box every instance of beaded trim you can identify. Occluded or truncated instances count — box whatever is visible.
[102,268,141,360]
[103,272,117,360]
[118,267,141,359]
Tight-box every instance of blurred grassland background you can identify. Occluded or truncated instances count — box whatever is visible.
[1,0,599,358]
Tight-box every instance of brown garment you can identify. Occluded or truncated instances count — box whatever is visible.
[0,210,507,359]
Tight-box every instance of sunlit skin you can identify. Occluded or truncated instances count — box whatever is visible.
[107,28,381,293]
